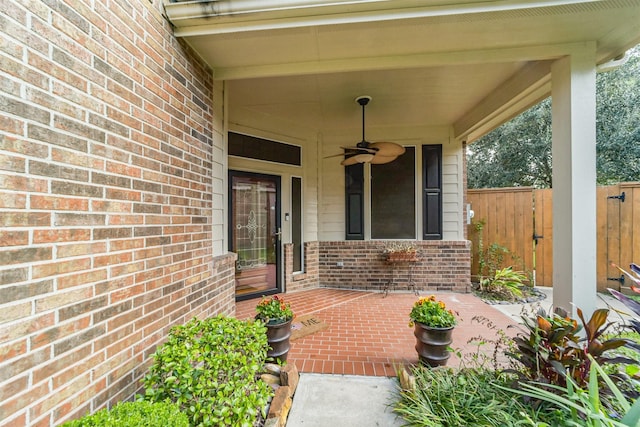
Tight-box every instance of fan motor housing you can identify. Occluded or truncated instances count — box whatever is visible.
[355,95,371,106]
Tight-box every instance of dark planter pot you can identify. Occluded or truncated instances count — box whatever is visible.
[265,318,292,362]
[413,322,454,367]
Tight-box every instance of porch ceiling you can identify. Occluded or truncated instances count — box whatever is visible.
[164,0,640,142]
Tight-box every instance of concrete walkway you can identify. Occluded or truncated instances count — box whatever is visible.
[286,374,403,427]
[491,287,634,324]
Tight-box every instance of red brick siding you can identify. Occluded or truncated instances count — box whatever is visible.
[0,0,233,425]
[318,241,471,293]
[284,242,319,292]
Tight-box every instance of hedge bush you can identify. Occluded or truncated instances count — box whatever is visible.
[142,315,272,426]
[61,401,187,427]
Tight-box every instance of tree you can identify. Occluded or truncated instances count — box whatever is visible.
[596,48,640,184]
[467,99,552,188]
[467,45,640,189]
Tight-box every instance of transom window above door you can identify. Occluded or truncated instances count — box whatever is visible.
[229,132,301,166]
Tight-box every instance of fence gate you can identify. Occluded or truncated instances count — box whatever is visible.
[467,187,535,283]
[600,184,639,292]
[533,188,552,287]
[468,183,640,291]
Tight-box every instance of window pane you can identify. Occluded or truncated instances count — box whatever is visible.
[229,132,301,166]
[291,177,303,272]
[371,147,416,239]
[345,163,365,240]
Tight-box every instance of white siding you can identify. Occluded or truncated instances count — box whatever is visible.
[442,142,463,240]
[211,82,226,255]
[318,127,465,241]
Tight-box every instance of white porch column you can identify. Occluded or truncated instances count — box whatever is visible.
[551,44,597,317]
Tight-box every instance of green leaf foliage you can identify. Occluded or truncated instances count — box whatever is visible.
[506,307,638,411]
[61,401,188,427]
[141,315,272,427]
[478,267,528,301]
[394,366,566,426]
[467,98,552,189]
[500,356,640,427]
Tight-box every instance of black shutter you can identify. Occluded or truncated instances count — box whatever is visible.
[345,163,364,240]
[422,145,442,240]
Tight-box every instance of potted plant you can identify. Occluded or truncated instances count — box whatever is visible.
[383,242,418,262]
[255,295,294,362]
[409,295,458,367]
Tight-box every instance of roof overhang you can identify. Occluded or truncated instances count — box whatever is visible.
[163,0,640,142]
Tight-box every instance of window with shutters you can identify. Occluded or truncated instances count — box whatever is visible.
[344,145,442,240]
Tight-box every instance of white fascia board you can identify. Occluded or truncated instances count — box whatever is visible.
[164,0,602,36]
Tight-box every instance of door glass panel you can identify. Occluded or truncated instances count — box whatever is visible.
[230,172,280,298]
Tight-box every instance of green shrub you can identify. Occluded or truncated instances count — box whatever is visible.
[501,355,640,427]
[141,315,272,426]
[507,307,632,387]
[394,366,566,426]
[61,401,187,427]
[478,266,527,301]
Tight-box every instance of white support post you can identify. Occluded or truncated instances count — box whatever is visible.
[551,44,597,318]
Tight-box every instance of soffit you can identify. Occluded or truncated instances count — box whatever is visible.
[164,0,640,140]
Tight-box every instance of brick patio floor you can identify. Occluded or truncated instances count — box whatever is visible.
[235,288,520,377]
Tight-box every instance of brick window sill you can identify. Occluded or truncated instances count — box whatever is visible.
[292,272,307,282]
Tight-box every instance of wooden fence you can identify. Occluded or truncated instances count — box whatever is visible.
[467,183,640,291]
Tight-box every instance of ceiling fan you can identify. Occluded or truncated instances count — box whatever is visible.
[328,95,406,166]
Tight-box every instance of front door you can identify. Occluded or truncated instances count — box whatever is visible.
[229,171,282,300]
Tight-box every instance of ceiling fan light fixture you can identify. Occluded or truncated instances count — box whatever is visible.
[331,95,406,166]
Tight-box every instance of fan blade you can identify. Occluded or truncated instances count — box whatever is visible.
[342,146,377,153]
[369,142,405,156]
[341,157,360,166]
[370,154,398,165]
[341,153,375,166]
[324,153,348,159]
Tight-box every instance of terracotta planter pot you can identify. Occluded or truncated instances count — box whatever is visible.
[265,318,292,362]
[413,322,454,367]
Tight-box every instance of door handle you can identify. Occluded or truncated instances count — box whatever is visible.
[273,227,282,240]
[533,233,543,245]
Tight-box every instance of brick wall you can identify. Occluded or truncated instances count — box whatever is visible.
[318,241,471,293]
[0,0,232,425]
[284,242,319,292]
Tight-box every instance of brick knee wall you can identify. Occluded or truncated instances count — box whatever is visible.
[0,0,232,425]
[284,242,319,292]
[318,241,471,293]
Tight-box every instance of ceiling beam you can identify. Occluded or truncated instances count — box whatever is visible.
[210,43,589,80]
[453,60,553,142]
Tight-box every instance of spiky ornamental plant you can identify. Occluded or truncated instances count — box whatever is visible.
[609,262,640,360]
[506,306,634,389]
